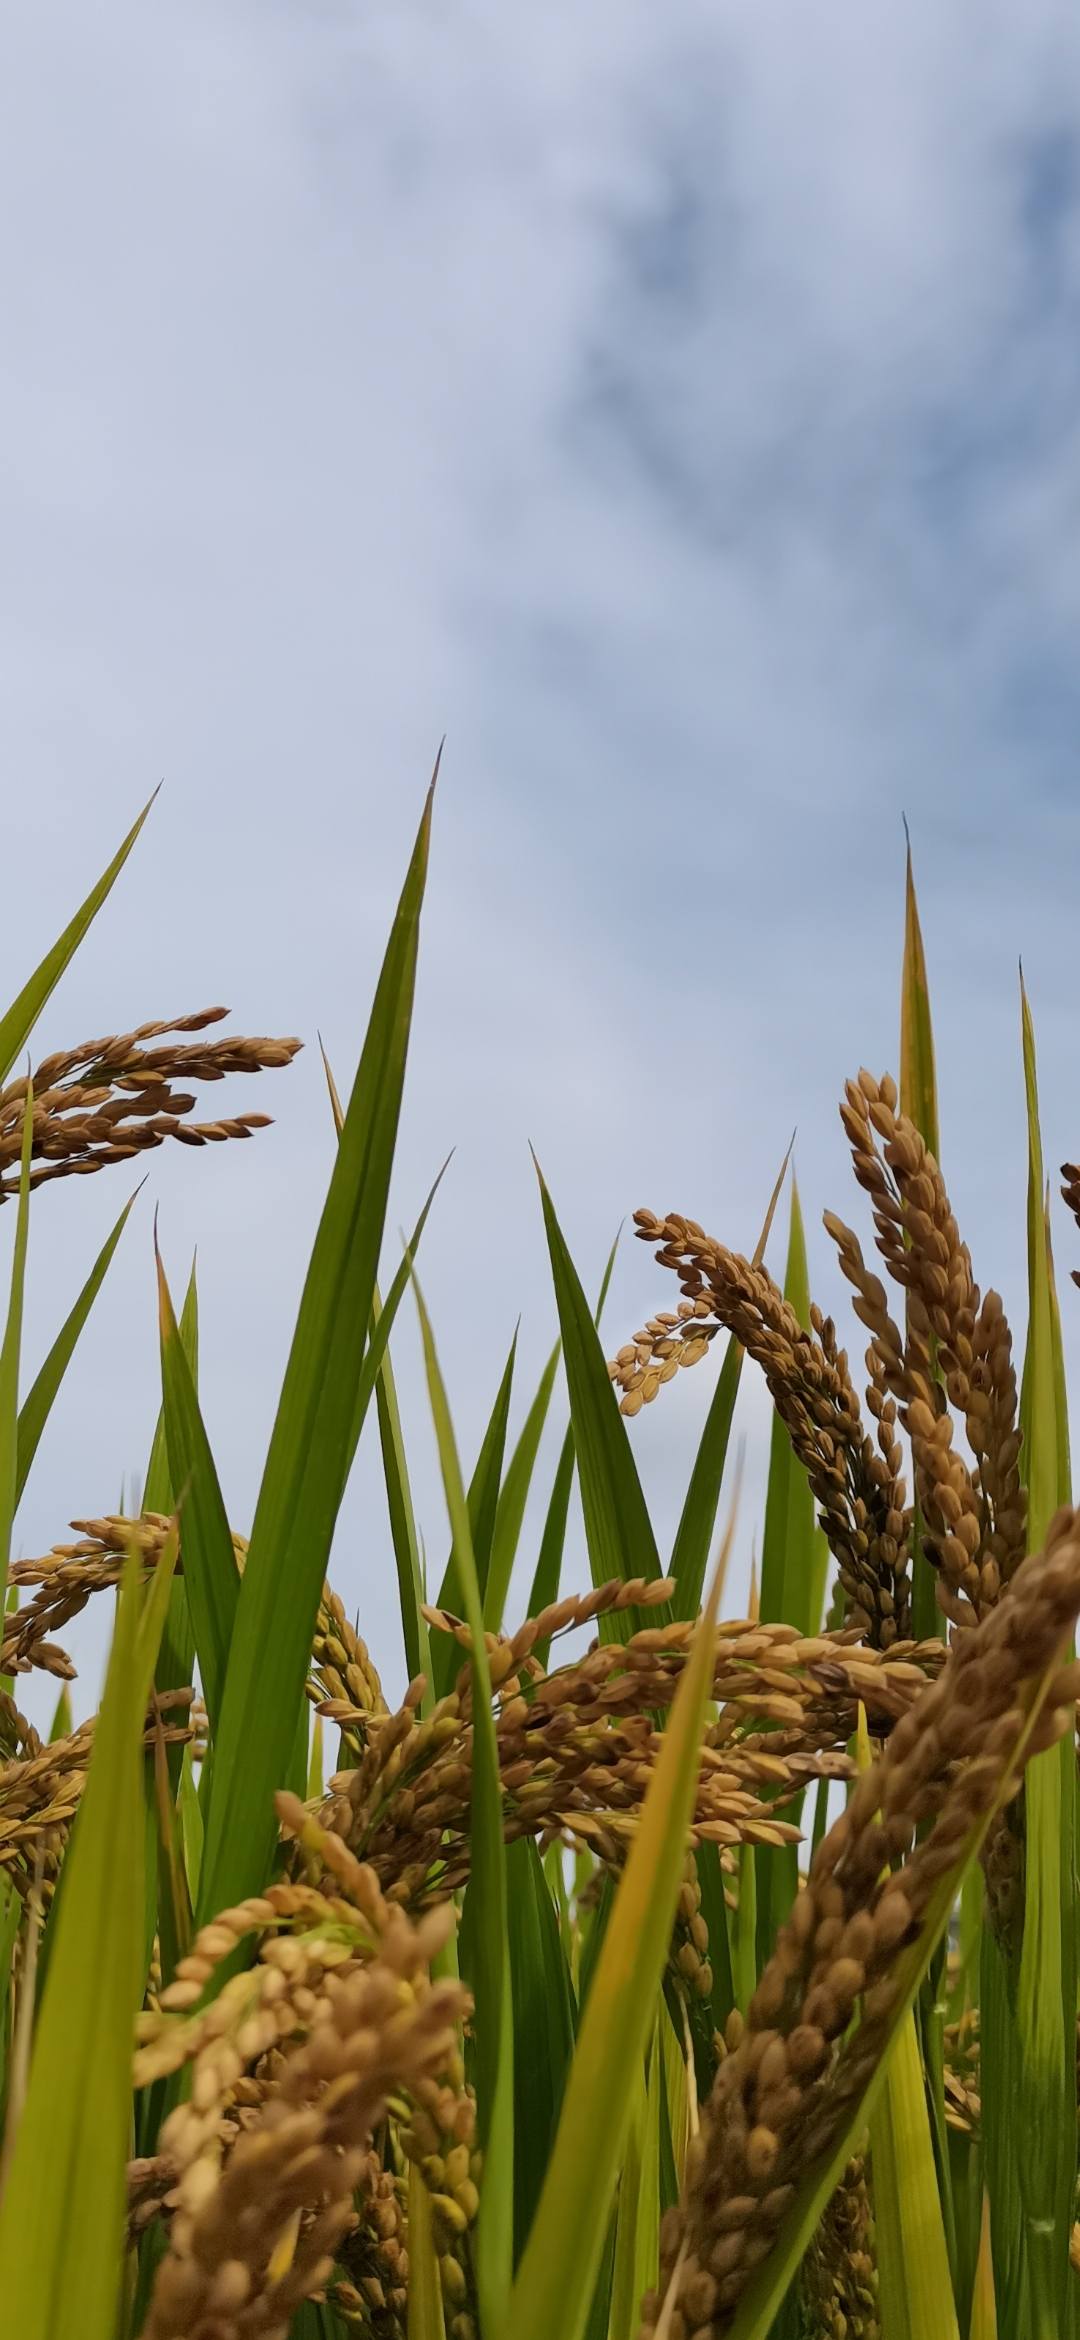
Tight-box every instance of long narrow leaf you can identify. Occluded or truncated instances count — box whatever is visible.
[529,1232,620,1666]
[414,1271,513,2331]
[872,2007,960,2340]
[0,1092,34,1577]
[1012,974,1076,2339]
[0,792,156,1083]
[899,830,942,1647]
[320,1036,441,1696]
[15,1189,138,1503]
[506,1835,576,2264]
[756,1177,820,1962]
[199,781,432,1921]
[432,1329,517,1696]
[506,1517,732,2340]
[156,1242,238,1728]
[0,1528,176,2340]
[484,1337,561,1633]
[537,1167,660,1640]
[408,2163,448,2340]
[669,1139,791,1625]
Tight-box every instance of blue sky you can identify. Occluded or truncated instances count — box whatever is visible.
[5,0,1080,1719]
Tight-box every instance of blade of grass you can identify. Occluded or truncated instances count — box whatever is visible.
[177,1741,204,1905]
[506,1834,576,2265]
[899,818,940,1159]
[0,1091,34,1583]
[0,1526,176,2340]
[536,1165,660,1640]
[0,792,156,1083]
[669,1136,791,1625]
[198,780,432,1923]
[756,1175,820,1964]
[872,2007,960,2340]
[899,827,942,1649]
[432,1329,518,1696]
[321,1033,442,1699]
[484,1337,561,1633]
[15,1188,138,1503]
[0,1582,15,1696]
[414,1269,513,2332]
[375,1296,431,1696]
[529,1230,620,1668]
[408,2162,448,2340]
[156,1240,239,1730]
[861,1703,959,2340]
[505,1514,734,2340]
[147,1260,199,1809]
[969,2198,998,2340]
[608,2027,661,2340]
[48,1683,72,1741]
[1008,973,1076,2340]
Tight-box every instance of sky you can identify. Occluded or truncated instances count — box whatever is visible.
[5,0,1080,1723]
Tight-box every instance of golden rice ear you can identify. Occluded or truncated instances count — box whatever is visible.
[836,1076,1025,1615]
[0,1009,300,1201]
[1061,1159,1080,1286]
[613,1213,912,1648]
[797,2155,879,2340]
[640,1507,1080,2339]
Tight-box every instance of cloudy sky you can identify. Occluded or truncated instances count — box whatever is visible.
[5,0,1080,1721]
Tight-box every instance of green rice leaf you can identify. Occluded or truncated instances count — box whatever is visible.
[860,1700,958,2340]
[505,1519,731,2340]
[156,1241,238,1730]
[669,1138,791,1626]
[0,793,156,1085]
[15,1189,137,1504]
[318,1036,450,1502]
[374,1289,431,1697]
[320,1038,442,1699]
[872,2007,960,2340]
[529,1231,620,1667]
[198,780,432,1923]
[755,1176,822,1961]
[147,1261,199,1807]
[432,1328,517,1696]
[0,1526,176,2340]
[1010,973,1076,2338]
[607,2026,661,2340]
[968,2198,998,2340]
[413,1269,513,2332]
[899,826,943,1648]
[48,1684,72,1742]
[506,1835,576,2265]
[759,1177,817,1635]
[144,1261,199,1515]
[536,1166,660,1640]
[484,1337,561,1632]
[668,1339,743,1626]
[734,1842,758,2013]
[407,2163,448,2340]
[0,1090,34,1579]
[177,1741,204,1904]
[0,1871,20,2129]
[528,1429,576,1668]
[899,820,940,1162]
[0,1582,15,1696]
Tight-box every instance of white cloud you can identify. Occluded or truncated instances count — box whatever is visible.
[5,0,1080,1725]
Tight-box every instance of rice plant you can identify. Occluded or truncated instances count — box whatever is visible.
[1,785,1078,2340]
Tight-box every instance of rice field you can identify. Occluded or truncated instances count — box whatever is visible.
[1,781,1077,2339]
